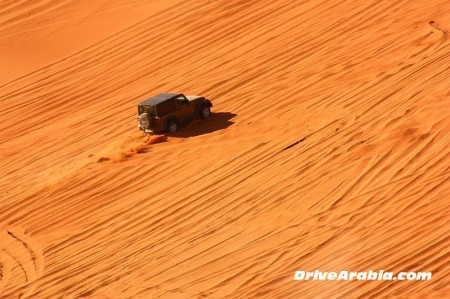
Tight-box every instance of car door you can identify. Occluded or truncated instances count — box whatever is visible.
[174,95,193,123]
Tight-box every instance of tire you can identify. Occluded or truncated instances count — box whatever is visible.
[199,105,211,119]
[138,113,150,130]
[167,120,179,133]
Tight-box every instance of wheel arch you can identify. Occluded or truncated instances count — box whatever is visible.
[195,99,212,117]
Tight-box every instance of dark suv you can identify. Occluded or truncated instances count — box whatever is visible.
[137,93,212,133]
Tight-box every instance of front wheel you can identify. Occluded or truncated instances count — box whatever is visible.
[200,105,211,119]
[167,120,179,133]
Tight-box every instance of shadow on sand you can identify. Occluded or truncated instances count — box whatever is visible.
[170,112,237,138]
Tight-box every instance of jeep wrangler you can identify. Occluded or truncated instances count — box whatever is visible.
[137,93,212,133]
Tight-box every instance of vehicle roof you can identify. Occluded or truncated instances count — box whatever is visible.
[138,93,182,106]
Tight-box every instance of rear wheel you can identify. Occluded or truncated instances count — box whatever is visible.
[200,105,211,119]
[167,120,179,133]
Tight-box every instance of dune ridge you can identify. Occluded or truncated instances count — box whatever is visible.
[0,0,449,298]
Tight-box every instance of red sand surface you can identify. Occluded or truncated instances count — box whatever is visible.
[0,0,449,298]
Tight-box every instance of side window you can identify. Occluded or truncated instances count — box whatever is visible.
[157,100,176,116]
[175,95,187,107]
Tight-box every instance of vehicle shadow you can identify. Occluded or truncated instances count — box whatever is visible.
[171,112,237,138]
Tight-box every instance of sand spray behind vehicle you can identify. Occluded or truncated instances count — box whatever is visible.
[96,133,167,163]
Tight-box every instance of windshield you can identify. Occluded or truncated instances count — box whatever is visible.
[138,105,156,116]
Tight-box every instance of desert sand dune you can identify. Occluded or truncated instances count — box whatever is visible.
[0,0,449,298]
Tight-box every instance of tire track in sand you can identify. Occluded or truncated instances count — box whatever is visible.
[0,227,44,297]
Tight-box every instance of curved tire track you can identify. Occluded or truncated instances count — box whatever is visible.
[0,227,43,296]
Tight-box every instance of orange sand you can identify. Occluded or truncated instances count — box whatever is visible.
[0,0,449,298]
